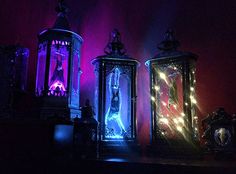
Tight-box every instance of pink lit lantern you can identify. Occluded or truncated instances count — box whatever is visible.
[35,1,83,119]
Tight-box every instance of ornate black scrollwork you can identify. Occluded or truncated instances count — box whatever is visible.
[202,107,234,154]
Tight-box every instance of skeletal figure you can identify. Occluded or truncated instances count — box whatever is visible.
[49,52,66,94]
[51,52,64,83]
[105,67,126,138]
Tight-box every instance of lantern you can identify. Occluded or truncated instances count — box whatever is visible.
[92,29,139,152]
[146,30,199,155]
[0,45,29,118]
[35,0,83,119]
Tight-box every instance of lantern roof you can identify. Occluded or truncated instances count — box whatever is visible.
[92,29,140,65]
[157,29,180,52]
[104,29,127,56]
[53,0,70,30]
[38,0,83,43]
[145,29,198,66]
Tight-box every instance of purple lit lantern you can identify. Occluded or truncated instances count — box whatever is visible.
[35,1,83,119]
[92,30,139,153]
[146,30,200,156]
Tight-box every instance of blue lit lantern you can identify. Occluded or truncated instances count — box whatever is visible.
[92,30,139,149]
[35,1,83,119]
[146,30,199,155]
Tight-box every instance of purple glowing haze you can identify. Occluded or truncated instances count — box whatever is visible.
[0,0,236,144]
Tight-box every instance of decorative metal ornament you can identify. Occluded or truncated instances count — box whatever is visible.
[73,99,98,158]
[202,107,235,156]
[214,128,232,147]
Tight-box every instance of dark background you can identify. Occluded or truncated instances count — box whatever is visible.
[0,0,236,144]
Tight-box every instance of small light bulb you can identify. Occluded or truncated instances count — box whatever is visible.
[159,72,166,80]
[151,96,155,101]
[176,126,183,132]
[185,102,188,106]
[173,118,178,124]
[159,118,169,125]
[190,95,197,104]
[173,104,177,109]
[181,112,185,117]
[190,87,194,91]
[159,72,168,84]
[178,117,184,124]
[162,101,167,106]
[154,85,160,91]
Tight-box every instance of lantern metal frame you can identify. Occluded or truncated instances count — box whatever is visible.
[35,1,83,120]
[146,30,199,154]
[92,30,140,153]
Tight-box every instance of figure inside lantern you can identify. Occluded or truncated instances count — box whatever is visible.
[155,64,186,139]
[105,67,129,139]
[48,42,69,96]
[92,29,139,144]
[51,52,64,84]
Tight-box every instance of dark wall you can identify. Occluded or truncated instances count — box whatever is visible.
[1,0,236,144]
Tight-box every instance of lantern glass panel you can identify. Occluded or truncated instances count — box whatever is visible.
[70,51,80,107]
[48,41,69,96]
[94,70,99,121]
[104,66,131,140]
[36,42,47,96]
[190,67,199,139]
[154,64,186,139]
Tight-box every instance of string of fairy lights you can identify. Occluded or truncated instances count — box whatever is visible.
[151,65,199,139]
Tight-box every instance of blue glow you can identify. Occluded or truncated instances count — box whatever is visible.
[105,68,127,139]
[105,158,128,162]
[54,125,73,145]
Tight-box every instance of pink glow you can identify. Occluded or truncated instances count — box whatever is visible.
[1,0,236,146]
[49,80,66,92]
[80,1,115,103]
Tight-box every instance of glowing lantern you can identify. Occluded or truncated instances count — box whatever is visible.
[92,29,139,153]
[35,0,83,119]
[146,29,199,155]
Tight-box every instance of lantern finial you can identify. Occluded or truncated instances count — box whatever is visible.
[104,29,126,56]
[157,29,180,51]
[53,0,70,30]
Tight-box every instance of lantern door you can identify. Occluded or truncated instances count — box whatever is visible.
[151,62,186,140]
[48,40,70,97]
[150,59,198,141]
[69,46,81,108]
[102,63,135,141]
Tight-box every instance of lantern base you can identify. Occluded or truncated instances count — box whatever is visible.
[147,139,202,159]
[35,95,81,120]
[98,140,141,158]
[36,96,81,120]
[38,107,81,120]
